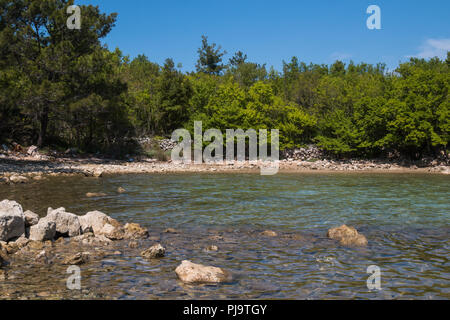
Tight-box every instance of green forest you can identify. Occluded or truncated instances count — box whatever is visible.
[1,0,449,159]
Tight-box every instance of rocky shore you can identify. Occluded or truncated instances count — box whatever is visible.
[0,199,233,286]
[0,156,448,185]
[1,143,449,182]
[1,199,370,291]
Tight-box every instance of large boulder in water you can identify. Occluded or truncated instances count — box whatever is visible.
[175,260,232,284]
[45,207,81,237]
[79,211,107,234]
[327,224,368,247]
[29,219,56,241]
[0,200,25,241]
[78,210,124,240]
[141,244,165,259]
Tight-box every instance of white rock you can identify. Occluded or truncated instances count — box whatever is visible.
[29,219,56,241]
[0,200,25,241]
[45,207,81,237]
[78,211,122,239]
[27,145,38,156]
[24,210,39,227]
[79,211,110,234]
[99,223,115,235]
[9,175,28,183]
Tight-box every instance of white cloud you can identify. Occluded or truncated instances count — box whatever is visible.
[411,38,450,59]
[330,52,353,61]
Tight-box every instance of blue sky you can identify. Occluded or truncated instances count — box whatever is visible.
[77,0,450,72]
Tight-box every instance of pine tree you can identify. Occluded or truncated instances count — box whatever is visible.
[196,35,227,75]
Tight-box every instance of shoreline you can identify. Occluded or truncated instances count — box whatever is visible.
[0,155,449,182]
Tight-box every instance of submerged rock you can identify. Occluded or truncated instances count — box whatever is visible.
[124,223,149,239]
[14,236,30,249]
[164,228,178,234]
[0,243,7,266]
[0,200,25,241]
[0,236,29,255]
[35,250,52,265]
[45,207,81,237]
[54,237,65,245]
[62,252,91,265]
[141,244,165,259]
[207,235,223,241]
[261,230,278,237]
[2,243,17,255]
[0,241,7,253]
[282,233,306,241]
[26,240,45,250]
[175,260,232,284]
[128,241,139,248]
[71,232,112,246]
[86,192,107,198]
[327,225,368,247]
[205,245,219,252]
[99,223,124,240]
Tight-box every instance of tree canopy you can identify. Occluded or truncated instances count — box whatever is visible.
[1,1,448,159]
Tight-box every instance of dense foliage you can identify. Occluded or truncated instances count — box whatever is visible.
[1,0,449,158]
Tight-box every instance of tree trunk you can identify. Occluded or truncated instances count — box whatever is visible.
[37,106,49,147]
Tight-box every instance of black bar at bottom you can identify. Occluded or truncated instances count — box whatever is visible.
[0,300,445,319]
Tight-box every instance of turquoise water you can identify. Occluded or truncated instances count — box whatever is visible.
[1,173,449,299]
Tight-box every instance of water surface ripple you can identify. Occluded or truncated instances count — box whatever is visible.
[0,173,448,299]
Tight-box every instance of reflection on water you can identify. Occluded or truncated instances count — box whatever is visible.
[0,173,449,299]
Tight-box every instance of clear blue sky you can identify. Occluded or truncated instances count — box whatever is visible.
[77,0,450,72]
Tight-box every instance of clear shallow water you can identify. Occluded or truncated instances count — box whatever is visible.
[1,173,449,299]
